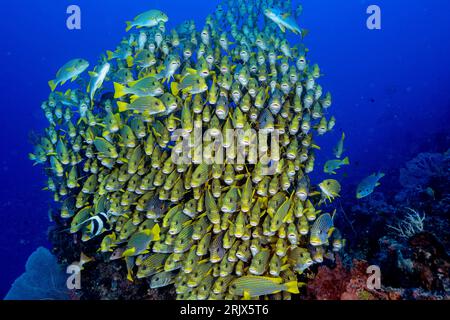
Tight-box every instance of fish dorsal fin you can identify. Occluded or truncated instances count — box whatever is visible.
[327,226,335,238]
[331,209,337,222]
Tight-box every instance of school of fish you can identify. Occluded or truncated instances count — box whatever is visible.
[29,0,346,300]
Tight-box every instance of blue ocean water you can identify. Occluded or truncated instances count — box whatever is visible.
[0,0,449,298]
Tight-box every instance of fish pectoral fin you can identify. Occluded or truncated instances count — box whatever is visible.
[282,211,293,223]
[243,290,252,300]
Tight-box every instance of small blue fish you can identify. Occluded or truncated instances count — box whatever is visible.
[356,172,385,199]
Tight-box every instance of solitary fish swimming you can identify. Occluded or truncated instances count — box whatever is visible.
[126,10,168,32]
[333,132,346,159]
[88,62,110,104]
[48,58,89,91]
[324,157,350,174]
[264,7,303,36]
[356,172,385,199]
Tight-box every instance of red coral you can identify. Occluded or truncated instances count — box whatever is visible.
[307,256,381,300]
[341,260,374,300]
[306,256,351,300]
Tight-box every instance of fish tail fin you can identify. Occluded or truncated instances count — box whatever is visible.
[301,29,310,38]
[127,270,134,282]
[77,117,86,125]
[48,80,57,92]
[171,82,180,96]
[342,157,350,165]
[106,50,114,61]
[285,281,300,294]
[152,223,161,241]
[125,21,133,32]
[126,56,134,68]
[117,101,129,112]
[342,132,345,140]
[113,82,127,99]
[80,252,94,264]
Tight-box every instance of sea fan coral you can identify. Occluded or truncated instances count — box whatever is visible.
[4,247,69,300]
[399,152,446,189]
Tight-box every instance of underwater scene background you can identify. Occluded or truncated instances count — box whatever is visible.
[1,0,449,299]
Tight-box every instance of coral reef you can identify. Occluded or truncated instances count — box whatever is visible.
[306,246,449,300]
[306,256,387,300]
[387,208,426,239]
[399,152,447,190]
[396,150,450,210]
[331,149,450,300]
